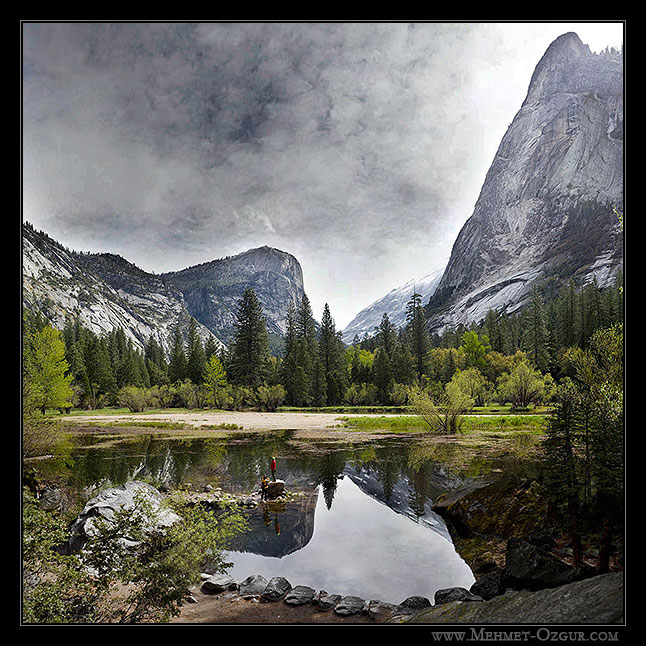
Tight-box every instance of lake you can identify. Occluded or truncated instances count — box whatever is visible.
[36,430,532,605]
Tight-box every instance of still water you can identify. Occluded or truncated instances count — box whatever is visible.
[35,431,512,604]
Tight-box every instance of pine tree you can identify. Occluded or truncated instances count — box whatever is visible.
[317,304,347,405]
[405,292,430,380]
[186,317,207,385]
[372,347,394,404]
[204,335,219,362]
[522,286,551,373]
[229,288,270,387]
[204,354,227,406]
[376,312,397,359]
[168,324,188,384]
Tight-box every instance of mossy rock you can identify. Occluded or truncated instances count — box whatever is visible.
[435,478,547,539]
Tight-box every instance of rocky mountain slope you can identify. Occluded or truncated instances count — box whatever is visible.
[341,267,443,343]
[22,223,305,354]
[425,32,623,332]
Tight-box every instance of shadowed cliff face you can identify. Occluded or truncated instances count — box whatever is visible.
[426,33,623,332]
[164,245,305,341]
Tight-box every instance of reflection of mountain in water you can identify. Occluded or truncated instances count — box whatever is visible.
[227,488,319,558]
[343,466,455,542]
[227,459,470,558]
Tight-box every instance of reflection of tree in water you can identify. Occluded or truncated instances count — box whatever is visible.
[315,452,347,509]
[372,445,408,502]
[407,461,436,517]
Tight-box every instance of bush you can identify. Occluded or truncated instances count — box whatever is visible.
[118,386,148,413]
[22,487,247,623]
[255,384,287,412]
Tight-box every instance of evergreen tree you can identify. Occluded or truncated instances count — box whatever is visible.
[317,304,347,405]
[372,347,394,404]
[280,303,299,404]
[376,312,397,359]
[229,288,270,387]
[522,286,551,373]
[204,354,227,406]
[168,325,188,384]
[204,335,219,362]
[405,292,430,380]
[186,317,207,385]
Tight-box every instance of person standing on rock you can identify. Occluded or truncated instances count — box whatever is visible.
[270,456,277,481]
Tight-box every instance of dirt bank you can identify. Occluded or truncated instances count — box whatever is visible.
[171,588,381,624]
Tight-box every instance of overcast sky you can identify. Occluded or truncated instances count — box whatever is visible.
[22,21,624,329]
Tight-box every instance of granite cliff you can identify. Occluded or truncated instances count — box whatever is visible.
[425,32,623,332]
[22,222,305,354]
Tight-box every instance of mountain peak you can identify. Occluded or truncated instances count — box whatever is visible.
[525,32,591,104]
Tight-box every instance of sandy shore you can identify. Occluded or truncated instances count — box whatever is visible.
[61,410,401,433]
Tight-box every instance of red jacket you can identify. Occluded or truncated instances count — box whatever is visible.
[271,459,276,470]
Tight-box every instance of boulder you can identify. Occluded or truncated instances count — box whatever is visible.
[433,478,546,539]
[239,574,269,597]
[434,587,484,605]
[395,595,432,615]
[334,595,366,616]
[266,480,286,499]
[261,577,292,601]
[285,585,316,605]
[68,481,181,553]
[201,573,238,594]
[393,572,624,624]
[317,593,342,612]
[367,600,397,621]
[504,537,579,590]
[470,569,505,601]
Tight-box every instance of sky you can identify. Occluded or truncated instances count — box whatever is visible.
[22,21,624,329]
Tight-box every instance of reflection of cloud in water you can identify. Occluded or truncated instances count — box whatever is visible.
[225,476,474,605]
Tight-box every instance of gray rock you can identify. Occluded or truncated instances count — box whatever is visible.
[261,577,292,601]
[68,481,181,553]
[504,537,577,590]
[201,573,238,594]
[334,595,366,616]
[317,593,342,612]
[397,572,624,625]
[470,569,504,601]
[367,600,397,621]
[396,595,432,615]
[434,587,484,605]
[266,480,286,499]
[284,585,316,605]
[239,574,268,597]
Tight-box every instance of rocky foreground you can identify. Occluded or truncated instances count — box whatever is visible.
[183,569,623,624]
[62,480,624,625]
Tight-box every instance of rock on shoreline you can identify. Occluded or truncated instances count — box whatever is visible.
[194,570,623,624]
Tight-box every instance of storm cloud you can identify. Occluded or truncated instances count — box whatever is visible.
[22,22,623,327]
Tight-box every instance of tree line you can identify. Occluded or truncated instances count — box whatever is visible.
[22,271,623,417]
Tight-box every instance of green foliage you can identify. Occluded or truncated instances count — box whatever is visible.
[255,384,287,412]
[404,292,430,379]
[22,487,247,623]
[458,330,491,371]
[408,383,473,434]
[450,367,492,408]
[496,359,548,409]
[23,321,74,414]
[229,288,271,388]
[118,385,148,413]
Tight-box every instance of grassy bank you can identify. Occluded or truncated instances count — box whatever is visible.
[333,412,548,434]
